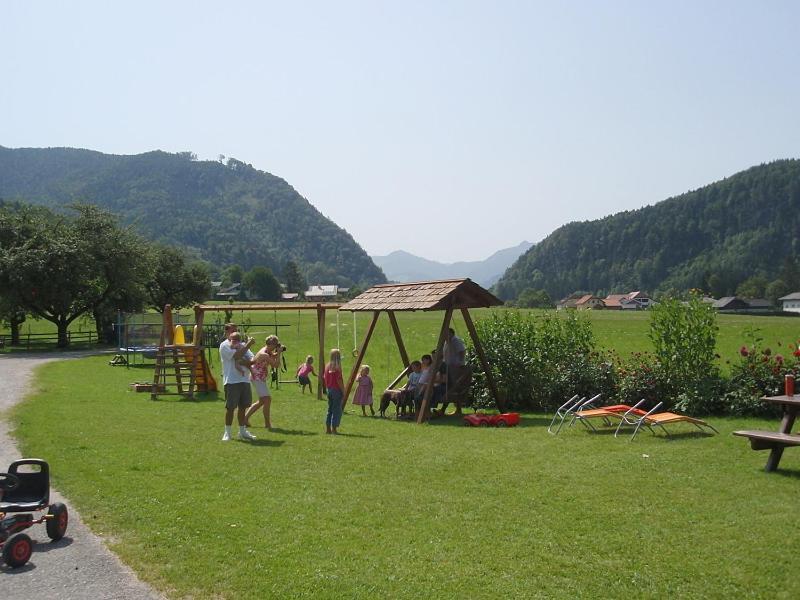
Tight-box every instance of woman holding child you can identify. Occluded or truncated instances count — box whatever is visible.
[245,335,283,429]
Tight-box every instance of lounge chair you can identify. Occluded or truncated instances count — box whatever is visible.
[571,398,647,432]
[547,394,582,434]
[614,402,719,441]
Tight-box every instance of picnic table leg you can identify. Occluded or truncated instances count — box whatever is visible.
[765,447,785,472]
[765,406,798,472]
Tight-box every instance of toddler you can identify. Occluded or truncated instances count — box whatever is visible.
[229,332,254,376]
[352,364,375,416]
[296,355,317,394]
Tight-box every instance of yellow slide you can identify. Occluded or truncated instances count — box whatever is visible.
[174,325,217,392]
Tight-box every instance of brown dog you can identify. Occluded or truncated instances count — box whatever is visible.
[379,389,413,417]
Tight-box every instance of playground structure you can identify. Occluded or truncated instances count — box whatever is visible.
[339,278,504,423]
[151,303,341,400]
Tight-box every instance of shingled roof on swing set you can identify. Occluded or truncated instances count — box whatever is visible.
[339,278,505,422]
[339,278,503,312]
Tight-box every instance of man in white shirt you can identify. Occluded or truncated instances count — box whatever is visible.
[443,328,466,369]
[219,323,257,441]
[442,328,468,415]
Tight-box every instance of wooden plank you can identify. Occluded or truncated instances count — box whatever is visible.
[462,308,505,412]
[387,366,411,390]
[317,307,326,401]
[417,307,452,424]
[733,430,800,450]
[343,311,380,407]
[194,303,341,312]
[387,311,410,369]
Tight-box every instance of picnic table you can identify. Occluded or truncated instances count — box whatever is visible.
[734,395,800,472]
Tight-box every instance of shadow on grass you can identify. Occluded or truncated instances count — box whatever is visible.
[268,427,317,437]
[148,392,222,403]
[771,468,800,480]
[238,438,285,447]
[569,427,718,441]
[331,432,375,439]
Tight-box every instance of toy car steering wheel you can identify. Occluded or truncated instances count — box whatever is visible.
[0,472,20,491]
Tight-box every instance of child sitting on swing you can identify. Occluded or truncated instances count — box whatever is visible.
[296,355,317,394]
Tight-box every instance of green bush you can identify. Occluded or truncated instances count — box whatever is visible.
[469,310,612,411]
[648,296,722,413]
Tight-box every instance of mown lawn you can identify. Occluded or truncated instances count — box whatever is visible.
[4,308,797,379]
[11,355,800,599]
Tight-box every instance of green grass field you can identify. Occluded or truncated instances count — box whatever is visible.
[5,308,798,381]
[10,350,800,598]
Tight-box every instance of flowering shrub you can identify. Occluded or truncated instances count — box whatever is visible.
[615,351,663,405]
[723,328,799,416]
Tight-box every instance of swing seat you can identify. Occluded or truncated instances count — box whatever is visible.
[442,365,472,412]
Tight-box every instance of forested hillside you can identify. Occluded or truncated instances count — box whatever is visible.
[495,160,800,300]
[0,146,385,286]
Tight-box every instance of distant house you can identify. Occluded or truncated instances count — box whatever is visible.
[556,295,580,310]
[622,291,653,310]
[779,292,800,314]
[281,293,300,301]
[713,296,749,311]
[603,294,627,310]
[305,285,339,301]
[604,291,653,310]
[743,298,773,311]
[575,295,605,310]
[216,282,241,299]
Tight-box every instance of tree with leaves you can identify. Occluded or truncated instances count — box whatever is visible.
[0,203,151,347]
[145,244,211,312]
[243,266,281,300]
[283,260,306,294]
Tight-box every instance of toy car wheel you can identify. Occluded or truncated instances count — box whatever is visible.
[479,420,489,427]
[2,532,33,568]
[497,420,508,427]
[463,420,471,426]
[46,502,69,541]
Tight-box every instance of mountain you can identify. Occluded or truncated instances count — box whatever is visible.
[0,146,386,287]
[372,241,533,287]
[494,160,800,300]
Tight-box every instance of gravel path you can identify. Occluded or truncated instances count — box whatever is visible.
[0,353,163,600]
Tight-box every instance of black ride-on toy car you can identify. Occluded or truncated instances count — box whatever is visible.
[0,459,68,568]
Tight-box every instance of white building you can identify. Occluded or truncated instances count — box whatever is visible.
[305,285,339,301]
[779,292,800,314]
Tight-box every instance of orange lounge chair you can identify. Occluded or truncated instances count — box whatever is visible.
[571,398,647,432]
[614,402,718,441]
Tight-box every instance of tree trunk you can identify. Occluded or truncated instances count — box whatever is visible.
[9,316,23,346]
[94,311,115,345]
[57,318,70,348]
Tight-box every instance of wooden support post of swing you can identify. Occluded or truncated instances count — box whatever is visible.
[416,307,453,424]
[387,311,410,368]
[343,311,380,407]
[317,306,325,401]
[461,308,504,412]
[189,306,205,399]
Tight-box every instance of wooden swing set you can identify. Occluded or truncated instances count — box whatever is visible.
[151,302,341,401]
[339,278,504,423]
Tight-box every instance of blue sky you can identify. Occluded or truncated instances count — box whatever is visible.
[2,1,798,262]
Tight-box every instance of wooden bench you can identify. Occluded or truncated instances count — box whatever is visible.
[734,429,800,472]
[733,430,800,450]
